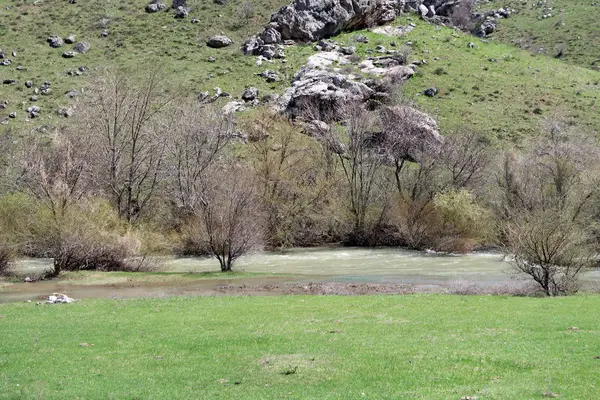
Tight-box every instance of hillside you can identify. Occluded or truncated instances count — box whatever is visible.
[476,0,600,70]
[0,0,599,140]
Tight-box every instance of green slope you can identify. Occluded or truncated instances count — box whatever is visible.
[1,1,598,141]
[477,0,600,70]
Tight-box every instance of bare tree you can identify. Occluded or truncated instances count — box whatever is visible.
[503,210,594,296]
[191,166,264,272]
[167,104,234,212]
[83,69,173,224]
[248,112,331,247]
[20,132,90,220]
[324,104,390,240]
[18,131,92,277]
[496,118,600,295]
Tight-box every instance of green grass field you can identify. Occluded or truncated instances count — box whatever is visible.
[1,295,599,399]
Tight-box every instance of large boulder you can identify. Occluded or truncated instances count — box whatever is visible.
[283,67,375,119]
[207,35,233,48]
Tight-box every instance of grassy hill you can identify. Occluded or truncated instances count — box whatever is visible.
[476,0,600,70]
[0,0,598,141]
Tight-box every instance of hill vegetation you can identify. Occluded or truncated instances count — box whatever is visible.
[476,0,600,70]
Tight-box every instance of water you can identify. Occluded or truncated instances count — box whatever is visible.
[4,248,599,303]
[164,248,514,284]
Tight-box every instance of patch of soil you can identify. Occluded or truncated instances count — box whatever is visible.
[215,282,427,295]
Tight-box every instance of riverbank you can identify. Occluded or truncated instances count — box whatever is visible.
[1,295,598,399]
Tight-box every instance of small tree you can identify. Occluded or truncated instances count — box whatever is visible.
[496,118,600,295]
[192,166,264,272]
[503,210,594,296]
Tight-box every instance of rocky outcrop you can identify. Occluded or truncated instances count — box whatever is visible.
[244,0,463,58]
[244,0,404,58]
[280,66,384,120]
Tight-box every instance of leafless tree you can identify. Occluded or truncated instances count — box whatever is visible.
[83,69,173,224]
[19,132,90,220]
[248,112,333,247]
[503,210,594,296]
[324,104,390,239]
[18,131,93,276]
[167,104,234,212]
[191,166,264,272]
[496,118,600,295]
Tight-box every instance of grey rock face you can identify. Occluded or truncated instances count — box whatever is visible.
[271,0,401,42]
[283,67,375,119]
[207,35,233,48]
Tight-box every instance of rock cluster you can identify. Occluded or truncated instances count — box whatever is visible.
[243,0,462,58]
[472,8,513,37]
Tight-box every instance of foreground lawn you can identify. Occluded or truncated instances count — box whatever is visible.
[0,295,598,399]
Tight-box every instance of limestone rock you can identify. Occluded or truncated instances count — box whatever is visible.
[207,35,233,48]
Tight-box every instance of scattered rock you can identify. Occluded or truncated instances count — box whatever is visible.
[354,35,369,43]
[47,36,64,48]
[340,46,356,55]
[424,87,438,97]
[8,112,16,119]
[191,18,200,23]
[145,0,166,13]
[24,276,32,282]
[27,105,40,118]
[30,95,38,102]
[172,0,186,8]
[468,42,474,48]
[259,70,279,83]
[25,80,33,88]
[2,79,16,85]
[207,56,216,62]
[57,107,75,117]
[0,100,7,109]
[62,51,76,58]
[242,87,259,101]
[207,35,233,48]
[46,293,76,304]
[174,6,189,18]
[568,326,579,331]
[65,34,76,44]
[73,42,91,53]
[222,100,246,114]
[101,30,109,37]
[66,89,78,98]
[419,4,429,17]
